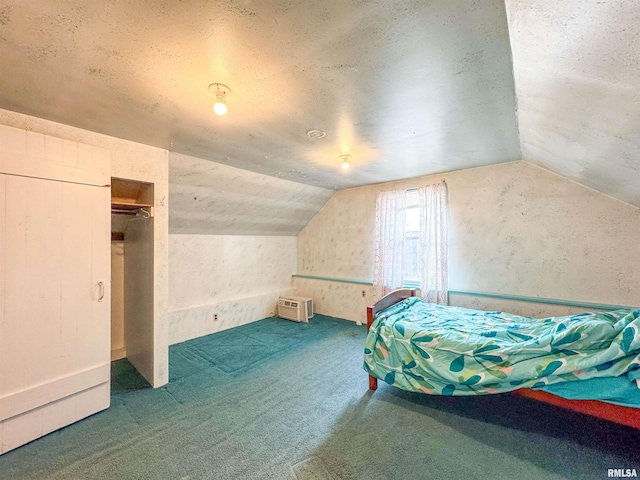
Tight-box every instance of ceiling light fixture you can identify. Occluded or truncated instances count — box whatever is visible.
[208,83,231,116]
[340,153,351,170]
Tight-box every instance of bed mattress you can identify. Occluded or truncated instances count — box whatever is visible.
[364,297,640,405]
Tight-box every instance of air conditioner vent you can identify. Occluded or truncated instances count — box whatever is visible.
[278,296,314,323]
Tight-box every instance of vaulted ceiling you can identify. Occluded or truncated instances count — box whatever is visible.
[507,1,640,207]
[0,1,638,206]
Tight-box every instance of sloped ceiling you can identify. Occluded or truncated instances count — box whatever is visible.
[506,0,640,207]
[169,152,333,235]
[0,1,637,207]
[0,0,519,191]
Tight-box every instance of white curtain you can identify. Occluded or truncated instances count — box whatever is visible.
[418,182,448,304]
[372,189,406,300]
[372,182,448,304]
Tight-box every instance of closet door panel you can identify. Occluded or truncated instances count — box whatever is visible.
[0,174,110,453]
[3,175,63,391]
[0,175,5,401]
[70,183,110,369]
[91,185,111,369]
[60,182,90,363]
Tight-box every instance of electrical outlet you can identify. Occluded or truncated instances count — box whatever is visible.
[213,314,218,321]
[362,290,366,297]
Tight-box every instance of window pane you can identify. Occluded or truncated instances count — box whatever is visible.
[404,189,420,283]
[405,189,419,206]
[406,206,419,232]
[403,237,419,282]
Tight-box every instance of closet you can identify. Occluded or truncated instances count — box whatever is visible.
[110,178,155,385]
[0,126,111,454]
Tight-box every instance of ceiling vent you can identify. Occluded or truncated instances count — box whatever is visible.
[306,129,326,139]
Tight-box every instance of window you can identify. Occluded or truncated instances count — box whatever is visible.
[373,182,449,304]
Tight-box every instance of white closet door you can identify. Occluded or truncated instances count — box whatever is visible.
[0,174,110,454]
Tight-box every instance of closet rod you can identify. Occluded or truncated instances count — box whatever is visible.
[111,208,138,216]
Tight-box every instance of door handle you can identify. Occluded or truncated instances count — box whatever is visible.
[98,281,105,302]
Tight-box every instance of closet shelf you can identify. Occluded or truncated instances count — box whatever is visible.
[111,200,153,211]
[111,200,153,216]
[111,178,154,216]
[111,200,153,217]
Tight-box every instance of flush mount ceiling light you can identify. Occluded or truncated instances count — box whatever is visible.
[340,153,351,170]
[208,83,231,116]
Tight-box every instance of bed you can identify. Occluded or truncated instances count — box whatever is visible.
[364,289,640,429]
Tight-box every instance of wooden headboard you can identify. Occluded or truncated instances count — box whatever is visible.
[366,288,417,330]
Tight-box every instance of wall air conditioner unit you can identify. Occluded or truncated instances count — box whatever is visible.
[278,296,314,323]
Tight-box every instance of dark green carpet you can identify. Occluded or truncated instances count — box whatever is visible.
[1,315,639,479]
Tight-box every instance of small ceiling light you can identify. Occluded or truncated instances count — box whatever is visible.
[340,153,351,170]
[208,83,231,116]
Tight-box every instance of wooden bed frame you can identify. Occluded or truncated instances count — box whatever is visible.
[366,289,640,429]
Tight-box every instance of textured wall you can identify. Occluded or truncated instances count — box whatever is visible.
[296,161,640,320]
[292,278,373,325]
[110,241,125,361]
[297,186,374,281]
[448,162,640,306]
[169,235,296,344]
[448,293,612,319]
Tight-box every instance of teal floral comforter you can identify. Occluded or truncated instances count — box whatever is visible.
[363,297,640,396]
